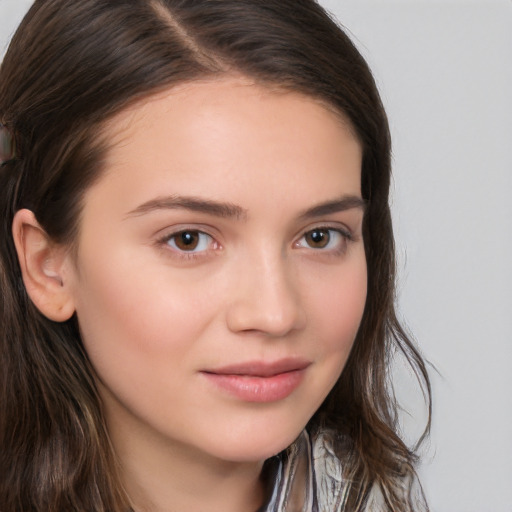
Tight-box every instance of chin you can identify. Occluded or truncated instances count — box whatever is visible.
[205,425,306,463]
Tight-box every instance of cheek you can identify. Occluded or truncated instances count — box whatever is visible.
[71,249,215,388]
[72,268,214,431]
[307,258,367,362]
[289,258,367,430]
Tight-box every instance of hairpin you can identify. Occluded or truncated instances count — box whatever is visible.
[0,124,16,165]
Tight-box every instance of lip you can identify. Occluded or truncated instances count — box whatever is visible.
[201,358,311,403]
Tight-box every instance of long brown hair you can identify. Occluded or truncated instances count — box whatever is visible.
[0,1,431,510]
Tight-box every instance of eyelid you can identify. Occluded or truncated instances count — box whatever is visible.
[297,221,354,240]
[155,223,219,243]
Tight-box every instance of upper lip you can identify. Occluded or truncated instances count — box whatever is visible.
[203,358,311,377]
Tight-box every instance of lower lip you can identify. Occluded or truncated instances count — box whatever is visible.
[202,370,306,402]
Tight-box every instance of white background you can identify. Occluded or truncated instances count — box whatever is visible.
[1,1,511,510]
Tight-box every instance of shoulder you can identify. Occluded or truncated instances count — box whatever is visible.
[364,473,429,512]
[311,429,349,509]
[262,429,428,512]
[312,429,429,512]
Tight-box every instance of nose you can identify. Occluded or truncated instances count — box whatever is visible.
[225,251,307,337]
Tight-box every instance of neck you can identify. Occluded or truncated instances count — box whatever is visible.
[122,444,266,512]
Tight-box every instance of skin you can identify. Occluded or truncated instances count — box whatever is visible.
[15,77,367,512]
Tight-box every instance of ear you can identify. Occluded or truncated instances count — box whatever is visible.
[12,209,76,322]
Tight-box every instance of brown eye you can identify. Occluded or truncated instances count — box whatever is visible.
[295,227,350,253]
[304,229,331,248]
[166,230,212,252]
[174,231,199,250]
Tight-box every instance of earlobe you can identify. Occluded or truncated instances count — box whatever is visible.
[12,209,76,322]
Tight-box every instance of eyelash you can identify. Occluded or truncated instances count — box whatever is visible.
[157,225,354,260]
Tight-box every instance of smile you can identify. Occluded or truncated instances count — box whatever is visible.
[201,359,311,403]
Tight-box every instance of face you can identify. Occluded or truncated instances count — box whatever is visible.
[63,77,367,464]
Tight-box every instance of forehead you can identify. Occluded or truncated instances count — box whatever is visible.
[86,77,362,218]
[102,76,358,160]
[105,75,354,127]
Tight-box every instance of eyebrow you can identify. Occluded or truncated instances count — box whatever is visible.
[126,194,366,221]
[298,195,366,219]
[126,195,248,220]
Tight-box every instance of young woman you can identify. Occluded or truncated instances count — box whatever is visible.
[0,1,431,511]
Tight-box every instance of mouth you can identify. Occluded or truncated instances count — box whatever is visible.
[201,359,311,403]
